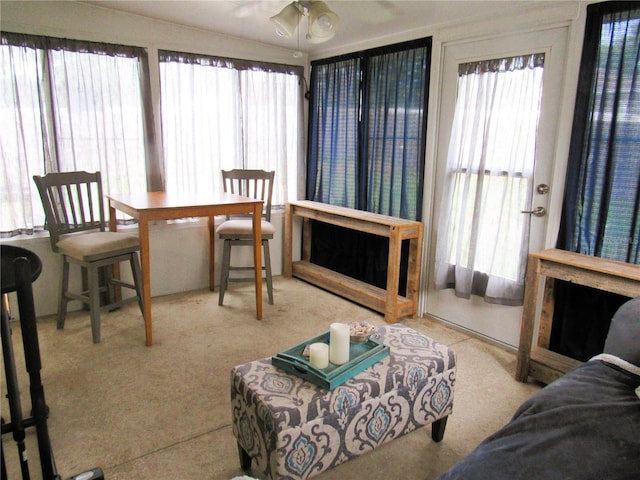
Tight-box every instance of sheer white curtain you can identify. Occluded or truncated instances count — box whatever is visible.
[160,61,240,194]
[159,53,303,206]
[48,50,147,195]
[1,43,48,233]
[240,69,302,205]
[434,54,545,305]
[1,34,149,234]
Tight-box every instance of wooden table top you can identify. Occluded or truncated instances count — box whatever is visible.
[107,191,261,211]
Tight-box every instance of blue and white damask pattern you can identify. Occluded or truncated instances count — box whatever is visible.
[231,324,456,480]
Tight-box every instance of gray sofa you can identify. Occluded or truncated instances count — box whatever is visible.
[437,297,640,480]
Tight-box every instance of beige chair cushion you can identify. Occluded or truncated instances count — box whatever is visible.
[57,232,140,262]
[216,219,276,237]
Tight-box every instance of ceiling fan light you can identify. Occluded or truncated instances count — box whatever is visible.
[307,1,339,42]
[270,3,301,38]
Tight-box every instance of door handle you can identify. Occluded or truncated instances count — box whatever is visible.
[521,206,546,217]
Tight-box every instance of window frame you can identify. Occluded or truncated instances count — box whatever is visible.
[307,36,432,221]
[0,31,156,235]
[158,49,304,208]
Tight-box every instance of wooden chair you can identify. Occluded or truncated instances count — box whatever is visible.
[33,171,144,343]
[216,169,275,305]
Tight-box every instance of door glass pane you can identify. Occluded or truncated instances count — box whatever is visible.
[434,54,545,305]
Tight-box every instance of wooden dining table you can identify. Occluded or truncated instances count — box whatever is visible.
[106,191,263,346]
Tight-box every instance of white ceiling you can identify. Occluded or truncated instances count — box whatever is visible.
[79,1,573,54]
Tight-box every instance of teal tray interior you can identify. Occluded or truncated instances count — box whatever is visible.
[272,330,389,390]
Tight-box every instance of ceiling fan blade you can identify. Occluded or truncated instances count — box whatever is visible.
[339,0,403,25]
[230,0,290,19]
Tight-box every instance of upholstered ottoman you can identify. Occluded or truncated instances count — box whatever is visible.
[230,324,456,480]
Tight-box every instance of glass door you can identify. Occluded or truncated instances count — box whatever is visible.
[426,27,568,347]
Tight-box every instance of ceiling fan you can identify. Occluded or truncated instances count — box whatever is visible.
[270,1,340,44]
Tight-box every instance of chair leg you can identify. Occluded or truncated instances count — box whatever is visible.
[57,257,70,330]
[81,267,90,311]
[263,240,273,305]
[130,253,145,317]
[218,240,231,306]
[87,265,102,344]
[104,265,116,310]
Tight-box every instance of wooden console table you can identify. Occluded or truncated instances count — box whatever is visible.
[515,248,640,384]
[284,200,423,324]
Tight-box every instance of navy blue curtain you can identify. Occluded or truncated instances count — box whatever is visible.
[363,47,429,220]
[307,57,361,207]
[551,2,640,361]
[307,38,431,291]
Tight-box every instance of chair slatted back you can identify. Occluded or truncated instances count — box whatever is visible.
[33,171,106,252]
[221,169,275,221]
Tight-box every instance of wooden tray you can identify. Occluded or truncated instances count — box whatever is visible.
[272,331,389,390]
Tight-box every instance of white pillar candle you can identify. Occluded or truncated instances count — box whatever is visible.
[309,342,329,369]
[329,322,350,365]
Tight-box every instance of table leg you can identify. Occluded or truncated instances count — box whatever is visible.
[253,203,263,320]
[108,204,117,233]
[284,203,292,278]
[208,215,216,291]
[537,278,556,349]
[108,204,122,301]
[515,255,540,381]
[138,219,153,346]
[406,232,422,316]
[385,226,401,323]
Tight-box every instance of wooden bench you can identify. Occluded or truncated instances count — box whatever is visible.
[284,200,423,324]
[515,249,640,384]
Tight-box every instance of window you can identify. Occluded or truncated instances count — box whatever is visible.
[307,57,361,209]
[558,4,640,262]
[0,32,153,235]
[1,35,304,237]
[551,2,640,360]
[308,38,431,221]
[434,54,546,305]
[158,51,304,207]
[307,38,431,291]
